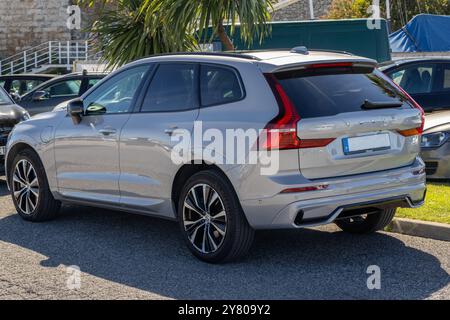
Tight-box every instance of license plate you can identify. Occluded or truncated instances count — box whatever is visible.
[0,146,5,156]
[342,133,391,155]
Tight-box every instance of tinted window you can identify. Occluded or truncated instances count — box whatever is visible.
[0,80,6,89]
[0,87,12,105]
[83,65,149,114]
[200,65,243,106]
[141,64,196,112]
[87,78,101,90]
[389,64,435,94]
[10,79,45,95]
[442,64,450,90]
[44,80,82,97]
[277,69,411,119]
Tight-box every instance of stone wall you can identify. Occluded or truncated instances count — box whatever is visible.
[272,0,333,21]
[0,0,74,59]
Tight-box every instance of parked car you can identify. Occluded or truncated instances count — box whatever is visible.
[381,58,450,179]
[420,110,450,179]
[0,74,55,99]
[380,58,450,112]
[0,86,30,174]
[5,50,426,263]
[17,72,106,115]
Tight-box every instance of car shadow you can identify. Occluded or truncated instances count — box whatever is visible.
[0,180,448,299]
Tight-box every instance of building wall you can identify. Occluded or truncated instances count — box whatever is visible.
[272,0,333,21]
[0,0,74,59]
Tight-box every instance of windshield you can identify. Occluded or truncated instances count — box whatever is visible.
[0,87,13,105]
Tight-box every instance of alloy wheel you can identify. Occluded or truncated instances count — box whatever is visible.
[183,184,227,254]
[12,159,39,215]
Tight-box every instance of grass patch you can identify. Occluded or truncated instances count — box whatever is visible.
[396,182,450,224]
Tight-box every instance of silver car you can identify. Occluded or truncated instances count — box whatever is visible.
[421,110,450,179]
[5,49,427,263]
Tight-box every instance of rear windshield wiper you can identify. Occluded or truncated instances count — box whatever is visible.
[361,100,403,110]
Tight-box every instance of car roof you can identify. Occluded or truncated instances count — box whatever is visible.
[130,49,376,73]
[0,74,56,79]
[379,57,450,71]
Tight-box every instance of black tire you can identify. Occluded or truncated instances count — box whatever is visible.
[9,149,61,222]
[335,208,396,234]
[178,170,255,263]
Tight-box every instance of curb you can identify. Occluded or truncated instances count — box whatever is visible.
[387,218,450,242]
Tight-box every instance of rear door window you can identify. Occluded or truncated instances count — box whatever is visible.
[141,64,197,112]
[200,64,244,106]
[276,68,410,119]
[388,64,436,94]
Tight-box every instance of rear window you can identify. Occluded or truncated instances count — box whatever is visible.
[276,69,410,119]
[0,87,12,105]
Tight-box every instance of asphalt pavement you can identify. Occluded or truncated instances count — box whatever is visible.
[0,176,449,300]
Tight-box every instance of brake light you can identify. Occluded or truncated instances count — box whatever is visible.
[262,74,335,150]
[308,62,353,69]
[387,76,425,136]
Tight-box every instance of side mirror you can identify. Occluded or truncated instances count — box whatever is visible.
[32,90,50,101]
[67,99,84,125]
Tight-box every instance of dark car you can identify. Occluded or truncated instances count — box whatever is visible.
[0,74,56,98]
[380,58,450,112]
[0,86,30,174]
[18,72,106,115]
[381,58,450,179]
[420,110,450,179]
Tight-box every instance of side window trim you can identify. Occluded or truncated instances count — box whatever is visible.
[199,63,246,108]
[82,63,154,116]
[137,62,200,114]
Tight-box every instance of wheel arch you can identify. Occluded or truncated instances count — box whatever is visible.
[171,162,237,214]
[5,142,41,187]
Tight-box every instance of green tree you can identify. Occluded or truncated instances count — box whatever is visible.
[78,0,197,69]
[78,0,273,68]
[140,0,273,51]
[325,0,450,31]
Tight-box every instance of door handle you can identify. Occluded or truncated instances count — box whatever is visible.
[164,126,179,136]
[99,128,117,136]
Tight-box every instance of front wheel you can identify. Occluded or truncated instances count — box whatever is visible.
[335,208,396,234]
[178,170,255,263]
[10,149,61,222]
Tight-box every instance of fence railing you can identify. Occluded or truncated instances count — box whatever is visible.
[0,41,101,75]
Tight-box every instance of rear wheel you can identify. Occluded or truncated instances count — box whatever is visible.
[178,170,254,263]
[335,209,396,234]
[10,149,61,222]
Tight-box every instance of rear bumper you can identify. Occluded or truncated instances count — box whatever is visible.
[240,157,426,229]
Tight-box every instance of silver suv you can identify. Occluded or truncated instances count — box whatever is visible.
[5,49,427,263]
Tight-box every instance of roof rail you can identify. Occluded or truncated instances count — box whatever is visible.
[146,51,262,61]
[309,48,354,56]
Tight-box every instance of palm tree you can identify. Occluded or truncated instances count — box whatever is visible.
[79,0,197,69]
[141,0,273,51]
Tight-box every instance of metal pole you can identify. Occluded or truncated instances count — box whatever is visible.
[309,0,315,20]
[49,41,52,64]
[385,0,391,32]
[23,51,27,73]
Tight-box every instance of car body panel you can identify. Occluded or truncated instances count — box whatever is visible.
[5,51,427,229]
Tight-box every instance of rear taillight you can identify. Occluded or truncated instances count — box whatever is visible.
[386,75,425,136]
[261,73,335,150]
